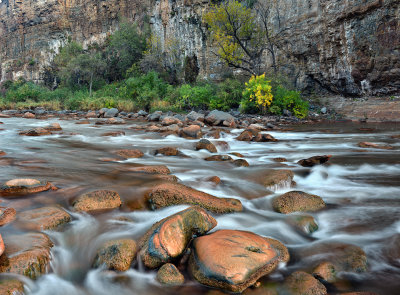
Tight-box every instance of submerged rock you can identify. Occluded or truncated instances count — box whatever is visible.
[101,131,125,137]
[0,233,53,279]
[196,139,217,153]
[114,149,144,159]
[155,147,181,156]
[0,150,5,157]
[145,182,242,213]
[0,179,52,196]
[273,191,326,214]
[73,190,122,212]
[126,165,171,175]
[44,122,62,131]
[139,207,217,268]
[253,133,278,142]
[358,142,393,150]
[17,206,71,231]
[284,271,327,295]
[259,170,294,191]
[233,159,250,167]
[313,261,337,283]
[0,207,16,226]
[298,155,332,167]
[93,239,137,271]
[180,125,202,139]
[287,214,319,234]
[156,263,185,285]
[0,279,24,294]
[204,155,233,162]
[19,127,51,136]
[189,230,289,293]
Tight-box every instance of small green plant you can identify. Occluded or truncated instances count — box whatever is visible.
[243,74,273,114]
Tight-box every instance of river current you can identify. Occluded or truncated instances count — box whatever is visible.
[0,117,399,294]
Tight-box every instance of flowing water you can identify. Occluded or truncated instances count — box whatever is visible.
[0,117,399,294]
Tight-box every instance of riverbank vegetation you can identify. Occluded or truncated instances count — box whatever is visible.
[0,1,309,118]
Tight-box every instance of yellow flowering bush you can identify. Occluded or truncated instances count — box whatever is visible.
[243,74,273,114]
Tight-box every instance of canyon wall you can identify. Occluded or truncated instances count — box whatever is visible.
[0,0,399,96]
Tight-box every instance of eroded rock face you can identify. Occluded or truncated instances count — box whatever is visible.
[93,239,137,271]
[73,190,122,212]
[139,206,217,268]
[17,206,71,231]
[145,182,242,213]
[0,179,52,196]
[273,191,326,214]
[0,233,53,279]
[156,263,185,285]
[189,230,289,293]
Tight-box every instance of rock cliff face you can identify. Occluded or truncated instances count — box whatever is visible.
[0,0,399,96]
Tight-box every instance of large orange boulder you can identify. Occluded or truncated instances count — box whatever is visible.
[284,271,327,295]
[139,207,217,268]
[72,190,122,212]
[189,230,289,293]
[272,191,326,214]
[93,239,137,271]
[0,233,53,279]
[0,179,52,197]
[0,207,16,226]
[145,182,242,213]
[17,206,71,231]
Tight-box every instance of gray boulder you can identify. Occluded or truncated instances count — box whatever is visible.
[205,110,235,126]
[104,108,119,118]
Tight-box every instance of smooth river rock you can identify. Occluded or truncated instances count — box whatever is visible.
[196,139,217,153]
[0,179,52,196]
[284,271,327,295]
[17,206,71,231]
[273,191,326,214]
[297,155,332,167]
[189,230,289,293]
[0,207,16,226]
[0,233,53,279]
[145,182,242,213]
[139,206,217,268]
[19,127,52,136]
[114,149,144,159]
[72,190,122,212]
[93,239,137,271]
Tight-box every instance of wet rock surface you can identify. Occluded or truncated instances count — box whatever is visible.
[139,207,217,268]
[114,149,144,159]
[93,239,137,271]
[298,155,332,167]
[156,263,185,285]
[17,206,71,231]
[258,170,294,191]
[72,190,122,212]
[273,191,326,214]
[195,139,217,153]
[0,207,16,226]
[189,230,289,293]
[284,271,327,295]
[145,182,242,213]
[0,233,53,279]
[0,179,52,196]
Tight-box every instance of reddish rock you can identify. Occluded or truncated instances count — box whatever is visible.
[209,129,221,139]
[0,179,52,196]
[206,176,221,185]
[253,133,278,142]
[204,155,233,162]
[145,182,242,213]
[358,142,393,150]
[19,127,51,136]
[75,120,90,124]
[230,152,245,158]
[313,261,337,283]
[273,157,287,162]
[0,234,4,257]
[236,130,254,141]
[44,122,62,131]
[162,116,181,126]
[0,279,24,294]
[0,233,53,279]
[23,112,35,119]
[284,271,327,295]
[93,239,137,271]
[86,111,97,118]
[72,190,122,212]
[248,123,265,130]
[196,139,217,153]
[180,125,202,139]
[273,191,326,214]
[189,230,289,293]
[287,214,319,234]
[233,159,249,167]
[101,131,125,137]
[139,207,217,268]
[0,207,16,226]
[115,149,144,159]
[105,118,126,124]
[0,150,5,157]
[127,165,171,175]
[17,206,71,231]
[157,263,185,285]
[298,155,332,167]
[155,147,180,156]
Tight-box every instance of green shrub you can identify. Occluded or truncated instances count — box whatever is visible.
[271,86,309,118]
[210,78,244,111]
[168,83,217,110]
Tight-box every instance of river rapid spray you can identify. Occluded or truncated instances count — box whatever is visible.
[0,117,399,294]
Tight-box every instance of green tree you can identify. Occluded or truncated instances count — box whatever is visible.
[203,0,266,75]
[105,22,147,81]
